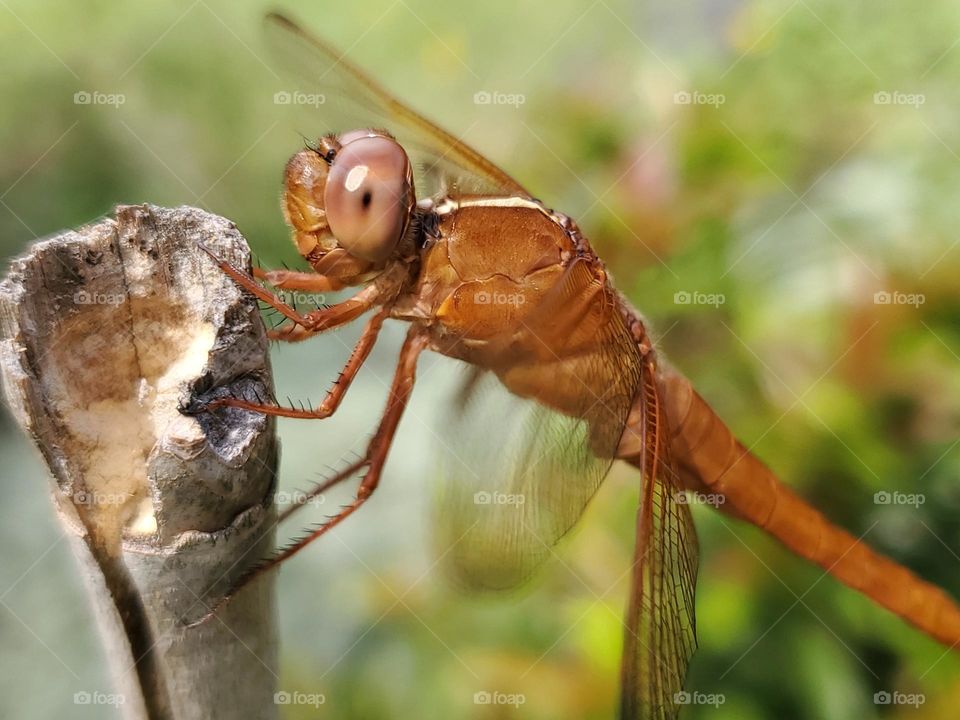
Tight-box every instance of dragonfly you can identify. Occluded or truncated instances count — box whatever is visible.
[192,12,960,719]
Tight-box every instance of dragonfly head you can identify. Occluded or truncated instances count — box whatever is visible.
[282,129,417,283]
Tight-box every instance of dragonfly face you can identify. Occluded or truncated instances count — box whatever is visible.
[282,130,417,284]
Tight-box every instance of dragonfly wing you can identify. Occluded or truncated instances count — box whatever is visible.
[264,13,531,199]
[432,368,609,589]
[620,367,699,719]
[431,269,643,590]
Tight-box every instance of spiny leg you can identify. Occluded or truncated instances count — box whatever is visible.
[205,306,389,419]
[266,325,318,343]
[253,266,345,292]
[255,246,377,297]
[186,328,428,627]
[277,456,367,523]
[254,266,341,327]
[198,242,379,331]
[200,242,311,326]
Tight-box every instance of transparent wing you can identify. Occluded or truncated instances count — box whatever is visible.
[431,263,698,714]
[431,266,643,590]
[620,367,698,719]
[264,13,531,199]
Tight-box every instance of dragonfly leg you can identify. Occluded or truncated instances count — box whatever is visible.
[185,328,427,627]
[277,456,367,523]
[204,306,389,419]
[265,325,317,343]
[253,266,345,292]
[199,241,380,329]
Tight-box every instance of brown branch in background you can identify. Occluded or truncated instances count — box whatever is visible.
[0,204,279,720]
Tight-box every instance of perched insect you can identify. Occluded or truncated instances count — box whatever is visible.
[193,13,960,719]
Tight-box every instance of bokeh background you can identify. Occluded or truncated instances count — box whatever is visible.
[2,0,959,718]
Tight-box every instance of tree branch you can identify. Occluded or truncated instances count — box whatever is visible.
[0,204,279,720]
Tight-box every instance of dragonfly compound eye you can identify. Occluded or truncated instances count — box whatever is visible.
[324,134,413,262]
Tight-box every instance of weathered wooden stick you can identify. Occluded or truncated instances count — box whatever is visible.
[0,204,279,720]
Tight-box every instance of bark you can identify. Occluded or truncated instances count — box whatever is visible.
[0,204,279,720]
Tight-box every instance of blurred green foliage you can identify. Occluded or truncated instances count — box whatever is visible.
[1,1,959,718]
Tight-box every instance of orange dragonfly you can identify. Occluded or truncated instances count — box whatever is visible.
[191,13,960,718]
